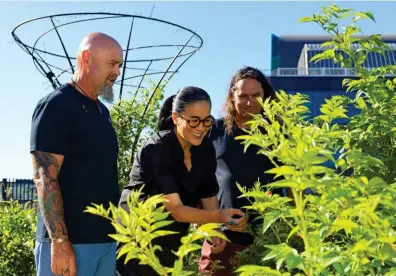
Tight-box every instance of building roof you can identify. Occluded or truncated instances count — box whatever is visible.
[277,34,396,42]
[271,33,396,70]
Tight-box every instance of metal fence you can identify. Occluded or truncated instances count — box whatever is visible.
[1,178,37,208]
[271,67,396,77]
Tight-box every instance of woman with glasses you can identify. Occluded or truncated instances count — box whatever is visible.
[117,86,247,276]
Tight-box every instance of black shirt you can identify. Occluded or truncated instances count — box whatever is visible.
[118,129,219,275]
[208,118,280,245]
[30,83,119,244]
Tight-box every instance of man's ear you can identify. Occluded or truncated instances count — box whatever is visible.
[81,50,92,68]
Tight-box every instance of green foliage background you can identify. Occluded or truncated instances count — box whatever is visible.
[110,80,166,190]
[0,198,37,276]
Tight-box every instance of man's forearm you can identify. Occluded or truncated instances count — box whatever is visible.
[32,151,68,240]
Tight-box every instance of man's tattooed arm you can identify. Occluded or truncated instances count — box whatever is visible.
[31,151,68,240]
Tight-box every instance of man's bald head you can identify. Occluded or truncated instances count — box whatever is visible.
[77,32,122,56]
[73,32,123,101]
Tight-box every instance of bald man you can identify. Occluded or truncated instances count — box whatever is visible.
[30,32,123,276]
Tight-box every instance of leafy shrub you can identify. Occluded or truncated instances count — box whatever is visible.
[0,198,37,276]
[300,4,396,183]
[236,90,396,275]
[86,186,226,275]
[234,5,396,275]
[110,80,166,190]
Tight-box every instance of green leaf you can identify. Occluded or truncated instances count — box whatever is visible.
[323,255,344,268]
[355,97,367,109]
[84,206,103,217]
[264,244,303,270]
[266,166,297,178]
[343,58,352,68]
[310,53,325,63]
[285,107,309,115]
[150,230,178,240]
[151,220,174,231]
[151,211,170,221]
[171,259,184,276]
[236,265,283,275]
[363,11,376,22]
[286,225,300,242]
[322,41,334,48]
[285,250,304,270]
[380,243,396,259]
[262,210,282,234]
[266,181,299,189]
[386,79,394,90]
[175,243,202,257]
[322,49,336,59]
[117,242,139,258]
[111,222,130,235]
[298,16,314,23]
[333,219,359,231]
[368,177,387,188]
[108,234,132,243]
[305,155,330,165]
[350,240,372,253]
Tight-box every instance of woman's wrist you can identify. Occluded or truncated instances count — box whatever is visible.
[212,209,221,223]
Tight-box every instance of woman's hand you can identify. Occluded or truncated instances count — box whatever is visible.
[225,215,248,232]
[218,208,248,232]
[209,236,227,254]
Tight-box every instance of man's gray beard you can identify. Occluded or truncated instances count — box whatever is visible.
[99,83,114,103]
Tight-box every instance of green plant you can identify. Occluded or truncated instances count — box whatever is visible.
[300,4,396,183]
[232,5,396,275]
[235,89,396,275]
[0,195,37,276]
[85,186,227,275]
[110,80,166,190]
[231,218,301,271]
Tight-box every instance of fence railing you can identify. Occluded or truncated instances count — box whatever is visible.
[1,178,37,208]
[271,67,396,77]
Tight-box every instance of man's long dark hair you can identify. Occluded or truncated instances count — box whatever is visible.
[224,66,275,134]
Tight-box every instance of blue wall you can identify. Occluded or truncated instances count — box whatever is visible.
[287,90,359,123]
[269,76,359,123]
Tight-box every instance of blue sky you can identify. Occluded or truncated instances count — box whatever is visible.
[1,1,396,179]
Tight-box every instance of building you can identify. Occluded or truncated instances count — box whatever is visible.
[269,34,396,121]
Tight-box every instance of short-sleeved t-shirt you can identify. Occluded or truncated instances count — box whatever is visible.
[208,118,281,244]
[30,83,119,244]
[118,129,219,267]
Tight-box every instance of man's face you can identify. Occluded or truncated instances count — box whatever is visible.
[233,78,264,119]
[89,45,123,101]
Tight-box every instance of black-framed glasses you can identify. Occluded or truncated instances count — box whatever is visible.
[178,114,215,128]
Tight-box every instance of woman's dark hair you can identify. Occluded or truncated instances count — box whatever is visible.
[157,86,212,131]
[224,66,275,134]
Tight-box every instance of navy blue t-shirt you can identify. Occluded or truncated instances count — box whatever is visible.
[30,83,119,244]
[208,118,280,244]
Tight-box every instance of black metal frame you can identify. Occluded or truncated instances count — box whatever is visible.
[12,12,204,161]
[11,12,203,99]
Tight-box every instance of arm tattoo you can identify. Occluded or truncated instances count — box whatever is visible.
[32,151,68,240]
